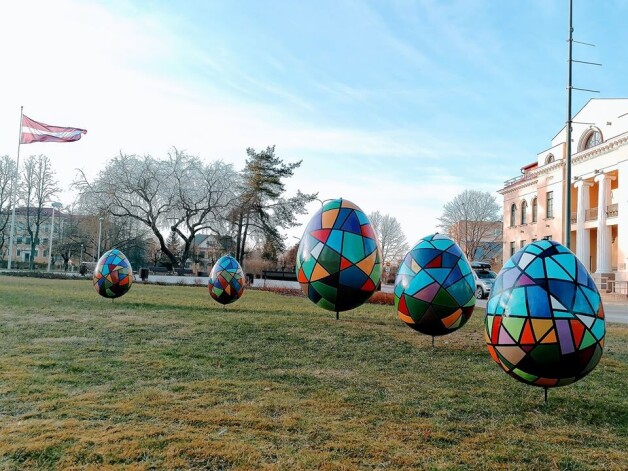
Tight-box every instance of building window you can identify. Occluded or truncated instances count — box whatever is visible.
[531,197,538,223]
[510,242,516,256]
[584,130,602,149]
[543,235,552,241]
[532,238,537,242]
[521,200,528,225]
[546,191,554,218]
[520,240,526,248]
[510,204,517,227]
[545,154,555,164]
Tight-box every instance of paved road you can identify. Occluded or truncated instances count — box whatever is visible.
[475,298,627,324]
[382,285,626,324]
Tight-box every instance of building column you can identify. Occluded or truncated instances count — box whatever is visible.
[574,180,592,270]
[594,172,615,273]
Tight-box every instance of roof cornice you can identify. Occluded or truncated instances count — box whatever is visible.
[499,161,562,194]
[571,131,628,164]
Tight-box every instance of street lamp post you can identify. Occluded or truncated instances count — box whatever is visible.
[97,217,104,261]
[47,202,62,272]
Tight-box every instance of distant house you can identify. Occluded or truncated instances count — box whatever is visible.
[449,220,503,270]
[186,234,235,274]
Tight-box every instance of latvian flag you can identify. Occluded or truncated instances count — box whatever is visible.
[21,115,87,144]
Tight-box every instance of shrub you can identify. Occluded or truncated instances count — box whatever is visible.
[252,286,305,297]
[367,291,395,305]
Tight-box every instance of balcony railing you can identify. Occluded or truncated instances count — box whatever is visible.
[572,204,619,222]
[606,203,618,218]
[585,207,598,221]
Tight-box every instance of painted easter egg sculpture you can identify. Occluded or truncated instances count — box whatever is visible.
[93,248,133,299]
[208,255,245,305]
[486,240,605,389]
[296,198,382,317]
[394,234,476,337]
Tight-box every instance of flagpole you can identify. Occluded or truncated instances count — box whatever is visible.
[7,106,23,270]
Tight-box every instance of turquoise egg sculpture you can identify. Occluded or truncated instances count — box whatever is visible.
[394,234,476,336]
[485,240,605,388]
[93,249,133,299]
[208,255,245,305]
[296,198,382,314]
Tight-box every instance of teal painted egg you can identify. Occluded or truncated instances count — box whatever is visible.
[485,240,605,388]
[296,198,382,312]
[394,234,476,336]
[93,249,133,298]
[208,255,245,305]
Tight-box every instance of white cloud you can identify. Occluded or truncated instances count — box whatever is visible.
[0,0,502,247]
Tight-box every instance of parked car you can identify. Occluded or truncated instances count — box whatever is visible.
[471,261,497,299]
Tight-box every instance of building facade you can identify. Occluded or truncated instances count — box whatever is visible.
[1,207,64,267]
[499,98,628,289]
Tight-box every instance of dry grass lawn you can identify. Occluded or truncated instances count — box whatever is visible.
[0,276,626,470]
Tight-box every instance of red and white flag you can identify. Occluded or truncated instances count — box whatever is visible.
[21,114,87,144]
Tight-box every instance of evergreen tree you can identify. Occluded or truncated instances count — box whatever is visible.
[231,146,316,264]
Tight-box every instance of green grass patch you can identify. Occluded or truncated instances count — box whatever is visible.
[0,276,626,470]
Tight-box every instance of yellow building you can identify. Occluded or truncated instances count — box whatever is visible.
[499,98,628,292]
[2,207,62,267]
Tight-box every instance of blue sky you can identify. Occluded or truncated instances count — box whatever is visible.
[1,0,627,244]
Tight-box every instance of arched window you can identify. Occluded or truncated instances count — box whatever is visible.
[578,128,603,151]
[510,204,517,227]
[584,130,602,149]
[531,197,538,223]
[545,154,555,165]
[521,200,528,225]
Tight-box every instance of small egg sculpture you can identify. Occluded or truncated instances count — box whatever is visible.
[394,233,476,337]
[485,239,605,389]
[93,248,133,299]
[208,255,245,305]
[296,198,382,317]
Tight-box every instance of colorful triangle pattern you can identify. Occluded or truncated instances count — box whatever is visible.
[295,198,382,312]
[485,239,605,388]
[93,248,133,299]
[393,233,476,336]
[208,255,245,305]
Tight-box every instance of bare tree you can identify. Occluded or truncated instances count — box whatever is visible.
[437,189,502,263]
[74,148,239,268]
[0,155,17,257]
[368,211,409,265]
[20,155,60,270]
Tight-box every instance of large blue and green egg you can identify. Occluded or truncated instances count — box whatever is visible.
[296,198,382,312]
[394,234,476,336]
[93,249,133,299]
[486,240,605,388]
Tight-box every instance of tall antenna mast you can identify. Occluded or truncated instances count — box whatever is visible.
[564,0,573,248]
[563,0,600,249]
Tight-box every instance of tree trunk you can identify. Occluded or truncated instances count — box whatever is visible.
[234,211,243,264]
[153,222,179,267]
[239,212,250,264]
[29,240,36,270]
